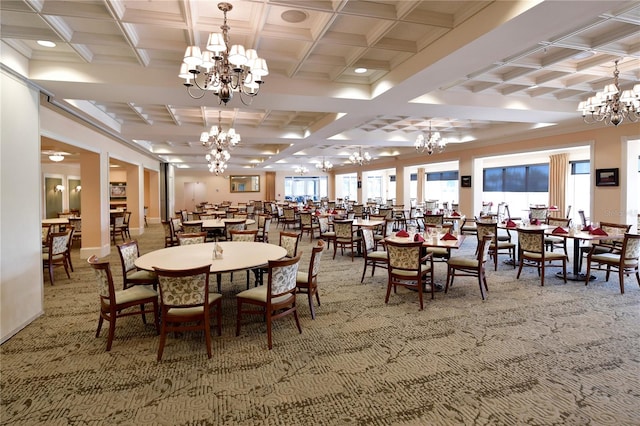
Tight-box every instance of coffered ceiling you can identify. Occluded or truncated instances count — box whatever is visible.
[2,0,639,172]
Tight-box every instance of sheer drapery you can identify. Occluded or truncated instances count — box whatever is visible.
[549,153,568,218]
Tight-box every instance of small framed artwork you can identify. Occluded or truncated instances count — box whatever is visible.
[595,168,619,187]
[461,175,472,187]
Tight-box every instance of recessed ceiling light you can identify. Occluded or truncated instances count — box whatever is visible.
[354,68,367,74]
[281,10,308,23]
[37,40,56,48]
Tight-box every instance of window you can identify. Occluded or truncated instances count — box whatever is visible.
[571,160,590,175]
[426,171,458,181]
[483,164,549,192]
[425,170,459,205]
[284,176,327,203]
[335,173,358,202]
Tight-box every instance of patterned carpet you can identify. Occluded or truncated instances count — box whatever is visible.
[1,223,639,425]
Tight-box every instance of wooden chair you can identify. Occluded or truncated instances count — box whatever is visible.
[423,224,454,263]
[64,226,76,272]
[279,231,301,258]
[68,217,82,247]
[110,212,126,245]
[544,217,571,255]
[360,226,388,283]
[516,228,567,286]
[585,233,640,294]
[299,212,320,242]
[296,240,325,319]
[43,230,72,285]
[256,214,271,243]
[154,264,221,361]
[476,222,516,270]
[579,222,632,270]
[318,216,335,250]
[221,219,247,241]
[445,235,492,300]
[235,253,303,350]
[280,207,298,230]
[333,219,361,262]
[373,217,394,250]
[176,232,208,246]
[116,240,159,290]
[529,207,548,222]
[88,255,159,351]
[182,221,203,233]
[385,240,434,310]
[161,220,176,247]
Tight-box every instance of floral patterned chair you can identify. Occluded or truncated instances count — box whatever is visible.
[385,240,434,310]
[43,230,72,285]
[117,240,159,290]
[176,232,208,246]
[296,240,325,319]
[445,235,492,300]
[88,255,159,351]
[333,219,361,262]
[516,228,567,286]
[585,233,640,294]
[360,227,388,283]
[153,264,221,361]
[235,253,303,349]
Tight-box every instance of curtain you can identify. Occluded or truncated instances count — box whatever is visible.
[548,153,568,218]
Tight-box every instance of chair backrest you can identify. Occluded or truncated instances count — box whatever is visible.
[283,207,296,220]
[299,212,313,226]
[423,214,444,226]
[42,224,52,245]
[257,214,269,229]
[182,221,203,233]
[333,220,354,239]
[383,219,396,237]
[177,232,208,245]
[49,230,71,256]
[279,232,300,258]
[529,207,548,220]
[476,222,497,244]
[565,205,572,219]
[113,214,125,228]
[154,264,211,308]
[386,240,423,273]
[361,227,376,253]
[306,240,325,281]
[378,207,393,219]
[517,228,545,254]
[600,222,632,248]
[547,217,571,227]
[621,233,640,262]
[88,255,115,304]
[451,203,460,212]
[171,217,182,236]
[268,253,302,298]
[117,240,141,274]
[123,211,132,226]
[478,235,493,263]
[481,202,492,215]
[504,204,513,219]
[353,204,364,216]
[224,219,247,239]
[233,212,249,220]
[68,217,82,234]
[578,210,588,227]
[318,216,330,233]
[230,229,258,242]
[425,200,438,210]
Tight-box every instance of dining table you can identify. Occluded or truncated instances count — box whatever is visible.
[183,218,256,229]
[135,241,287,292]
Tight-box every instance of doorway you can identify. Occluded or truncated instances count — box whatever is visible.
[184,182,207,212]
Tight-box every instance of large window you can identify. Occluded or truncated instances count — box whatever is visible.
[425,170,459,205]
[483,164,549,192]
[284,176,328,203]
[567,160,590,225]
[335,173,358,202]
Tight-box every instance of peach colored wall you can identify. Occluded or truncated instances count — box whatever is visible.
[173,170,267,210]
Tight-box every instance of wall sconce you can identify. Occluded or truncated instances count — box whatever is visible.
[54,184,65,193]
[75,185,82,192]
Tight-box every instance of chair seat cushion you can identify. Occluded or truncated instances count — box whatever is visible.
[321,232,336,237]
[590,253,638,267]
[391,264,431,277]
[367,251,388,260]
[167,306,204,316]
[490,242,515,249]
[544,236,564,244]
[448,258,479,268]
[236,287,293,305]
[114,285,157,305]
[127,270,158,282]
[427,247,449,256]
[296,271,309,284]
[207,292,223,303]
[522,251,566,260]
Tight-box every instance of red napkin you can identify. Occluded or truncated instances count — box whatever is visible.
[315,210,321,216]
[551,205,558,209]
[506,220,517,228]
[552,226,568,234]
[395,230,409,237]
[590,228,608,236]
[426,210,432,214]
[530,219,540,225]
[414,233,425,242]
[441,233,457,241]
[331,210,337,214]
[582,225,593,231]
[294,207,299,212]
[451,211,460,217]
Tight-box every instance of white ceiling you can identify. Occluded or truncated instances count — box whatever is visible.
[2,0,639,172]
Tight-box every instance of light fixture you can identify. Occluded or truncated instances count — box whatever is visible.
[349,147,371,166]
[54,184,64,192]
[316,157,333,172]
[49,153,65,162]
[578,60,640,126]
[294,165,309,176]
[206,148,230,176]
[201,111,241,150]
[179,2,268,105]
[37,40,56,48]
[75,185,82,192]
[415,121,446,155]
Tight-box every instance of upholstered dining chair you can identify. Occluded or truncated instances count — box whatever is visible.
[360,226,388,283]
[43,229,72,285]
[221,219,247,241]
[317,216,335,250]
[88,255,159,352]
[176,232,208,246]
[445,235,492,300]
[579,222,632,270]
[235,253,303,350]
[153,264,220,361]
[68,217,82,247]
[333,219,361,261]
[385,240,434,310]
[110,212,126,245]
[476,222,516,270]
[117,240,159,290]
[280,207,298,229]
[584,233,640,294]
[182,221,203,234]
[299,212,320,242]
[161,220,176,247]
[279,231,301,258]
[296,240,325,319]
[256,214,271,243]
[544,217,571,255]
[516,228,567,286]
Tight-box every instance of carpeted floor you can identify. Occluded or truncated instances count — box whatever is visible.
[1,223,639,425]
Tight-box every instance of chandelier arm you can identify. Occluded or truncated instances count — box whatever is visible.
[186,85,207,100]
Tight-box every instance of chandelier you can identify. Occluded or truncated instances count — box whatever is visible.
[415,121,446,155]
[294,166,309,176]
[201,111,240,150]
[577,60,640,126]
[206,148,230,175]
[316,157,333,172]
[179,2,268,105]
[349,147,371,166]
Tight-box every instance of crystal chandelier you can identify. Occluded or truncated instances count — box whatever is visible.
[179,2,268,105]
[201,111,240,150]
[349,147,371,166]
[577,60,640,126]
[415,121,446,155]
[206,148,230,175]
[294,165,309,176]
[316,157,333,172]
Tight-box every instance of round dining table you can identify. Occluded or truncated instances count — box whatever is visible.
[183,218,256,229]
[135,241,286,292]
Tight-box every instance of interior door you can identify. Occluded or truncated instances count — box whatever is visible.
[184,182,207,212]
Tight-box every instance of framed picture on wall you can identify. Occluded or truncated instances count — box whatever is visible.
[461,175,472,187]
[595,168,619,187]
[110,182,127,198]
